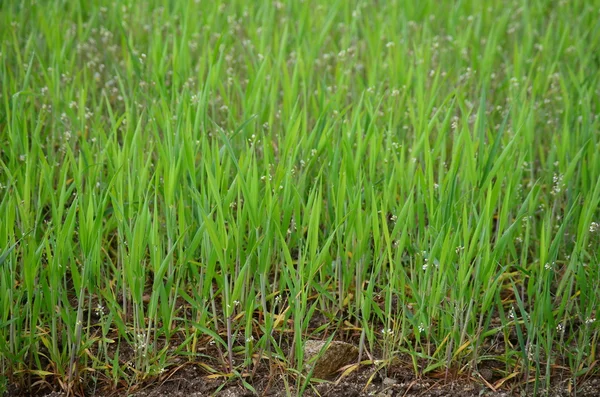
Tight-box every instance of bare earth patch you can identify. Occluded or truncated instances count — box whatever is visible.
[7,365,600,397]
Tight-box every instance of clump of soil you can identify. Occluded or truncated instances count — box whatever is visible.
[303,340,359,379]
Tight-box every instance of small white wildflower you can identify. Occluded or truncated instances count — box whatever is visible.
[526,344,534,360]
[382,328,393,336]
[590,222,599,233]
[585,317,596,324]
[556,323,564,332]
[245,336,255,343]
[418,324,425,333]
[94,304,105,316]
[552,173,564,195]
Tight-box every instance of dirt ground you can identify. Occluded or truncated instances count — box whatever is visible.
[6,364,600,397]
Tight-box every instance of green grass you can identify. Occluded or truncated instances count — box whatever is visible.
[1,0,600,395]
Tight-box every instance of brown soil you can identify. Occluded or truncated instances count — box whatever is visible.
[6,364,600,397]
[5,293,598,397]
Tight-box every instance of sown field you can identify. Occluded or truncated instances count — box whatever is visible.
[1,0,600,396]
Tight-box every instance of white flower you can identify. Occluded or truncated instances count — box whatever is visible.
[95,304,105,316]
[552,173,564,195]
[135,333,147,351]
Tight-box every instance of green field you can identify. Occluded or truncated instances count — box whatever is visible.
[1,0,600,395]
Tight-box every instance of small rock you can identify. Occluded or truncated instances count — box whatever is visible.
[479,368,494,382]
[383,377,398,386]
[303,340,359,378]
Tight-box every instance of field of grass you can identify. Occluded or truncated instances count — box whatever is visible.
[1,0,600,395]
